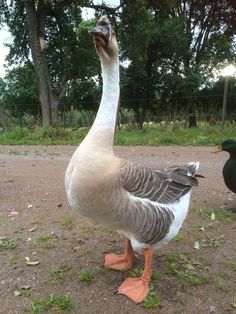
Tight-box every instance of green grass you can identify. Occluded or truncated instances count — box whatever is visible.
[0,123,235,145]
[51,262,72,280]
[129,268,159,282]
[32,234,55,250]
[198,235,224,249]
[79,270,94,282]
[59,217,74,230]
[26,294,74,313]
[164,254,210,285]
[0,236,19,250]
[215,279,228,292]
[198,208,235,223]
[230,262,236,271]
[7,254,18,264]
[142,291,161,308]
[173,233,186,242]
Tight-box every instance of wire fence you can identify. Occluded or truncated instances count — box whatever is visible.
[1,107,236,130]
[0,93,236,129]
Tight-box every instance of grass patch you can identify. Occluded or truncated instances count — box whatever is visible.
[173,233,186,242]
[79,270,94,282]
[7,254,18,264]
[129,269,159,282]
[94,225,116,234]
[0,123,235,145]
[32,234,55,250]
[29,219,41,225]
[0,179,15,184]
[0,236,19,250]
[59,217,74,230]
[51,262,72,280]
[230,262,236,271]
[142,291,161,308]
[217,271,230,279]
[198,235,224,249]
[22,289,31,297]
[79,224,92,234]
[164,254,210,285]
[26,294,74,313]
[72,246,88,257]
[198,208,235,223]
[215,279,228,292]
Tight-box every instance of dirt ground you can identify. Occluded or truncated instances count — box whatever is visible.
[0,145,235,314]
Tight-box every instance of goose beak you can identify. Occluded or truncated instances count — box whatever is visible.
[89,16,112,49]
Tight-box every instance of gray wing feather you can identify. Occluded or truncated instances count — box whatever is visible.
[118,160,199,204]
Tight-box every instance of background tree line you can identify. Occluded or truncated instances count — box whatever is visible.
[0,0,235,128]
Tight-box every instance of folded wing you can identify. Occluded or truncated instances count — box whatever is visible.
[118,160,199,204]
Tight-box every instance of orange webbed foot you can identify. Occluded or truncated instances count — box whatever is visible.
[117,247,153,303]
[118,277,150,303]
[104,253,133,270]
[104,239,134,270]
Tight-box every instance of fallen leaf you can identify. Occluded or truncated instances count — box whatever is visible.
[25,257,40,266]
[210,212,215,221]
[29,226,37,232]
[21,285,31,290]
[14,289,22,297]
[194,241,200,250]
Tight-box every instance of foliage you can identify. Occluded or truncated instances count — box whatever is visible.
[79,270,94,282]
[0,0,236,126]
[164,254,210,285]
[0,122,235,145]
[142,291,161,308]
[27,294,74,313]
[120,0,156,127]
[0,62,39,125]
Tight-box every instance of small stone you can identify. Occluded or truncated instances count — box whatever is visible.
[209,305,216,313]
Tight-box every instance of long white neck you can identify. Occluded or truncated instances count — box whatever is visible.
[85,57,120,150]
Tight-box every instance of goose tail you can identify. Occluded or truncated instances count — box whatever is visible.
[186,161,200,177]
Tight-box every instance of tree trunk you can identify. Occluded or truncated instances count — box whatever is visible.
[24,0,58,127]
[188,102,197,128]
[134,105,145,129]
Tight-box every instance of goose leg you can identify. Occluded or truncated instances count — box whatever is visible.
[118,248,153,303]
[104,239,134,270]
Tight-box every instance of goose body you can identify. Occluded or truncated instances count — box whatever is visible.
[221,139,236,194]
[220,139,236,212]
[65,17,200,303]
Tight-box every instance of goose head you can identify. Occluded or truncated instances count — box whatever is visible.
[221,139,236,156]
[89,16,118,63]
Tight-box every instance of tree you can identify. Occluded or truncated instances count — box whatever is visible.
[120,0,156,128]
[1,0,235,128]
[0,62,39,126]
[1,0,122,127]
[149,0,236,126]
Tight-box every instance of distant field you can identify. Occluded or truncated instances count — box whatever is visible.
[0,122,235,146]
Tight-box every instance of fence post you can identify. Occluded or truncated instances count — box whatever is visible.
[221,76,229,131]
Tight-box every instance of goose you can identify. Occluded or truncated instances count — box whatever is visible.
[219,139,236,213]
[65,16,200,303]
